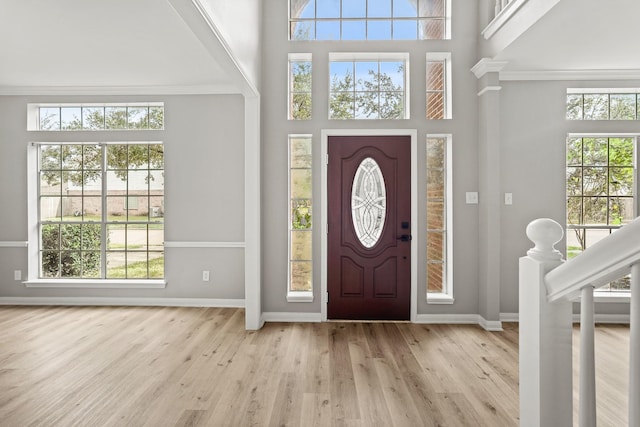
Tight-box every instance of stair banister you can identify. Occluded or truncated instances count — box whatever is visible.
[521,216,640,427]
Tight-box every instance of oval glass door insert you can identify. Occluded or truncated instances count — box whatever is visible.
[351,157,386,248]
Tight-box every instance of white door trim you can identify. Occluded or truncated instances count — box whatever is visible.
[321,129,418,322]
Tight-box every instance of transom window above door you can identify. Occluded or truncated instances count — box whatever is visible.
[329,53,409,120]
[290,0,449,40]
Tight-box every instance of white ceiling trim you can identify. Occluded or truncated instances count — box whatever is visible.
[482,0,530,40]
[0,84,240,96]
[168,0,259,97]
[500,69,640,81]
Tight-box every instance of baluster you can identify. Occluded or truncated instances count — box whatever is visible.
[631,263,639,427]
[580,285,596,427]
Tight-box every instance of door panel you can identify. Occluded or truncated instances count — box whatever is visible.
[327,135,411,320]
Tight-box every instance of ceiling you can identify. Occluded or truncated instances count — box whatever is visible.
[494,0,640,74]
[2,0,639,92]
[0,0,235,91]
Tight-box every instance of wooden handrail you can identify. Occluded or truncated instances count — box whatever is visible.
[545,216,640,302]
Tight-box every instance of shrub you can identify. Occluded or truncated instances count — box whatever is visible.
[41,224,102,277]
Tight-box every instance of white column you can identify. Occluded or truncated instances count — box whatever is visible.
[519,218,573,427]
[579,286,596,427]
[630,263,640,427]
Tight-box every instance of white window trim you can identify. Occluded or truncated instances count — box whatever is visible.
[426,52,452,120]
[27,102,164,131]
[288,53,312,121]
[287,134,314,303]
[27,141,165,288]
[328,52,411,120]
[565,133,639,296]
[427,134,454,304]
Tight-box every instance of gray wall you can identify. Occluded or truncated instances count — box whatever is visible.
[499,79,637,316]
[0,94,246,300]
[261,0,483,315]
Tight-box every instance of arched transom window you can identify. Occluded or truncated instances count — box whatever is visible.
[289,0,448,41]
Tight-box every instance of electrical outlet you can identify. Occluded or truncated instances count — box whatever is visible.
[202,270,210,282]
[14,270,22,281]
[505,192,513,205]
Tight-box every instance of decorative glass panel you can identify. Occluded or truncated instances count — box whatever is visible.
[351,157,386,248]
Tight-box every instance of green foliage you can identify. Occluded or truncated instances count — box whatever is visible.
[291,61,312,120]
[566,137,634,250]
[292,200,312,230]
[41,224,102,278]
[329,64,404,120]
[40,144,164,187]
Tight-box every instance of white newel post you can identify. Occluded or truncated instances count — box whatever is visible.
[631,262,640,427]
[520,218,573,427]
[579,286,596,427]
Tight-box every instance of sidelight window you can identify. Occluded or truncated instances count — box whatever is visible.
[426,135,453,303]
[288,135,313,301]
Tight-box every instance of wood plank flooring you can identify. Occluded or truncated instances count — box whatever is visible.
[0,306,629,426]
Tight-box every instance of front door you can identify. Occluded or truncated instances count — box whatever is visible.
[327,135,411,320]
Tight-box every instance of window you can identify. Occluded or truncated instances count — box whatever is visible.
[31,103,164,130]
[288,135,313,301]
[566,136,636,291]
[426,52,452,119]
[289,0,448,40]
[426,135,453,302]
[567,90,640,120]
[289,54,312,120]
[329,53,409,120]
[32,142,164,281]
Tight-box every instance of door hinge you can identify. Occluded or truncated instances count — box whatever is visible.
[325,154,329,165]
[325,291,329,303]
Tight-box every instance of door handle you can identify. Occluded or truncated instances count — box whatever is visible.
[397,234,412,242]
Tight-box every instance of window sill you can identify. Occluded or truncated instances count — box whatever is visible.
[427,293,455,304]
[24,279,166,289]
[287,291,313,303]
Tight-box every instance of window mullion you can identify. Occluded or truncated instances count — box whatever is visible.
[101,144,108,279]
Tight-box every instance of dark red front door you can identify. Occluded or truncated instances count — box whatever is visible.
[327,135,411,320]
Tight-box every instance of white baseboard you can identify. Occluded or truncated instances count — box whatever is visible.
[499,312,630,324]
[415,314,504,332]
[500,312,519,322]
[262,312,323,323]
[573,313,630,324]
[0,297,245,308]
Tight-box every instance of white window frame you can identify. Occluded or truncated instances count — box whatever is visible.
[287,134,314,302]
[26,141,166,289]
[565,133,638,302]
[288,53,313,121]
[426,134,453,304]
[328,52,410,120]
[27,102,164,131]
[288,0,451,41]
[426,52,452,120]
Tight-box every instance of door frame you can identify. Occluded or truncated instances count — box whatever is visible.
[321,129,418,322]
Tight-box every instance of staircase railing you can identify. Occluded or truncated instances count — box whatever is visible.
[519,217,640,427]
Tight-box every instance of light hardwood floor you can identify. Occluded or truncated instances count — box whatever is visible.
[0,306,629,426]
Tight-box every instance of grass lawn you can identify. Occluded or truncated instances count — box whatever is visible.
[108,256,164,279]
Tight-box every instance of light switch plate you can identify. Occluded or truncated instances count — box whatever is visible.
[465,192,479,204]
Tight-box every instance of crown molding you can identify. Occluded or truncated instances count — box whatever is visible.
[0,84,241,96]
[500,69,640,81]
[471,58,508,79]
